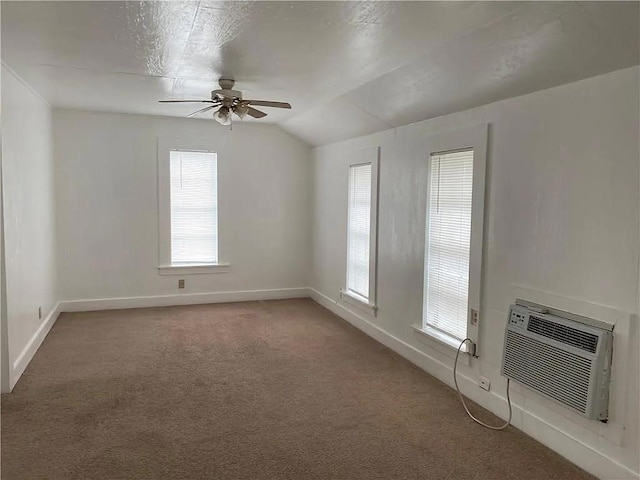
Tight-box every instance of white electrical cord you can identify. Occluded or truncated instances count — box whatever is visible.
[454,338,512,430]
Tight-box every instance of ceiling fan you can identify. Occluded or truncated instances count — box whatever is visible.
[159,79,291,125]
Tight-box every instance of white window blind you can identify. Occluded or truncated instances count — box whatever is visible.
[423,149,474,341]
[169,150,218,264]
[346,163,372,300]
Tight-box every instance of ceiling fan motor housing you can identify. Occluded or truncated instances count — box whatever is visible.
[212,89,243,101]
[213,79,242,101]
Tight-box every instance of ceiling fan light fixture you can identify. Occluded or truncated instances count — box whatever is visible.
[213,106,232,125]
[234,104,249,120]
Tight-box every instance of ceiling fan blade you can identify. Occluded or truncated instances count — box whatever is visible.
[246,107,267,119]
[159,100,218,104]
[244,100,291,109]
[187,105,216,118]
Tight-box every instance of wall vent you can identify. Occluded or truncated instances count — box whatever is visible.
[502,303,613,421]
[527,315,598,353]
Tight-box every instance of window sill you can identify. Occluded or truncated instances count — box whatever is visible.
[339,289,377,317]
[411,325,472,364]
[158,263,230,275]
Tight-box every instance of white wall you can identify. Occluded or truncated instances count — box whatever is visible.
[54,110,312,304]
[1,65,58,389]
[311,66,640,479]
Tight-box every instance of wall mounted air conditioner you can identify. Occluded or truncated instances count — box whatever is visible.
[501,300,613,421]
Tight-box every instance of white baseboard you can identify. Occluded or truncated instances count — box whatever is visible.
[309,288,639,480]
[10,302,61,392]
[58,287,310,312]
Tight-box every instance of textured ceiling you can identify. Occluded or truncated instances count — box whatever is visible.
[2,1,638,145]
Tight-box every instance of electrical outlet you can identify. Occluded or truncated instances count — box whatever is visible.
[38,306,42,319]
[479,376,491,391]
[178,279,185,289]
[470,309,479,326]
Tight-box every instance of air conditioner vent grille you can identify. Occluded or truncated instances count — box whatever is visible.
[503,330,591,414]
[527,315,598,353]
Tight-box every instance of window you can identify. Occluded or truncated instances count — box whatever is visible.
[415,125,487,352]
[342,147,379,314]
[157,138,229,275]
[423,149,473,341]
[170,150,218,264]
[346,163,372,299]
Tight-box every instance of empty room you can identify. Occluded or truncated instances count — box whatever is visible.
[0,1,638,479]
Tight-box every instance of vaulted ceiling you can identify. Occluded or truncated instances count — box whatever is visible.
[2,1,638,145]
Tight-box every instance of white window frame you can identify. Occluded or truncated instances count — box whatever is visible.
[340,146,380,316]
[157,137,230,275]
[412,125,487,354]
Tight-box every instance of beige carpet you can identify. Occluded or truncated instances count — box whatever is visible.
[2,299,594,480]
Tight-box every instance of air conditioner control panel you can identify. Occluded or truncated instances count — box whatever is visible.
[509,306,528,328]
